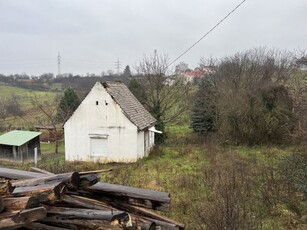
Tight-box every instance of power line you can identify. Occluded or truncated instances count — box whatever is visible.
[167,0,247,68]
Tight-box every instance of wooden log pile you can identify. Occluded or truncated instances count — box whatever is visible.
[0,167,184,230]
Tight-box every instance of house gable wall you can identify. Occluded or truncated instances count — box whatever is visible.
[64,82,141,162]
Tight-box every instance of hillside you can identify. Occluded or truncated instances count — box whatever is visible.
[0,83,59,129]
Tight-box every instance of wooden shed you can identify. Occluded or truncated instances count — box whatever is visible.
[0,130,41,162]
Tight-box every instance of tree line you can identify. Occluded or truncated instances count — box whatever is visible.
[1,47,306,147]
[190,48,307,145]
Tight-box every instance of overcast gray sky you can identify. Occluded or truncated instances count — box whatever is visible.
[0,0,306,76]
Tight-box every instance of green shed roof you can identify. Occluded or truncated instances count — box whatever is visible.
[0,130,41,147]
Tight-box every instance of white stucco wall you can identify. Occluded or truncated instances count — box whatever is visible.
[137,131,144,157]
[64,82,144,162]
[137,128,155,157]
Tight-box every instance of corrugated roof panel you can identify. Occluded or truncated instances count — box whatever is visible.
[0,130,41,147]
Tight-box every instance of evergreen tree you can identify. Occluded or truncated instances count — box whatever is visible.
[128,77,147,104]
[57,88,80,122]
[123,65,132,78]
[190,76,217,132]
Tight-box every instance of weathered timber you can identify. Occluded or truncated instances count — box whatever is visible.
[11,172,80,189]
[46,207,133,228]
[47,206,127,221]
[79,173,99,188]
[88,182,170,203]
[3,196,39,211]
[0,181,15,195]
[29,168,112,176]
[0,197,3,213]
[67,189,170,212]
[79,169,113,175]
[41,217,122,230]
[30,167,55,175]
[25,222,70,230]
[61,196,157,230]
[112,202,185,230]
[0,167,42,179]
[131,217,156,230]
[12,182,66,203]
[0,207,46,230]
[61,195,116,211]
[141,217,181,230]
[85,182,170,211]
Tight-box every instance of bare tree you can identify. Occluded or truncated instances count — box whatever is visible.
[0,99,8,130]
[175,61,189,74]
[130,50,192,143]
[5,95,24,118]
[0,99,8,121]
[31,96,63,154]
[134,50,191,122]
[288,50,307,141]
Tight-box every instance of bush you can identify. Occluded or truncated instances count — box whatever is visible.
[279,154,307,196]
[193,48,299,145]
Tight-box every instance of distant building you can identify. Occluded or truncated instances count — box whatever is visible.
[183,69,203,82]
[177,66,216,83]
[0,130,41,162]
[64,81,160,163]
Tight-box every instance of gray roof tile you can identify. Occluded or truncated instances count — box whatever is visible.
[102,81,156,130]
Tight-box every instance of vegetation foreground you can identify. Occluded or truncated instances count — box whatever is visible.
[1,125,306,229]
[0,48,306,229]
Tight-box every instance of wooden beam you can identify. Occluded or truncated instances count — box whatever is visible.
[0,197,3,213]
[141,216,182,230]
[60,196,157,230]
[110,202,185,230]
[0,181,15,195]
[12,182,66,203]
[0,167,42,179]
[46,207,127,221]
[23,222,70,230]
[61,195,116,211]
[30,167,54,175]
[79,173,99,188]
[3,196,39,212]
[11,172,80,190]
[41,217,122,230]
[85,182,171,211]
[0,207,46,229]
[79,169,113,175]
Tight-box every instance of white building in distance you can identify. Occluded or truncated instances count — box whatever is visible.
[64,81,159,163]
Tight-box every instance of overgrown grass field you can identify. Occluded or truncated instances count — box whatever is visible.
[0,84,59,128]
[0,84,57,108]
[1,125,305,229]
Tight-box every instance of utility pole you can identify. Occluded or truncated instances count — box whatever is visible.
[114,58,121,75]
[57,52,61,77]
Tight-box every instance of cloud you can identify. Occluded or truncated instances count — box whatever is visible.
[0,0,306,75]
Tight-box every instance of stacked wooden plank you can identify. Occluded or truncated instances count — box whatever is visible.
[0,167,184,230]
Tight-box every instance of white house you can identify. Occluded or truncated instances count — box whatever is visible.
[64,81,159,163]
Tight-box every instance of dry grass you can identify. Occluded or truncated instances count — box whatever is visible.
[0,125,305,229]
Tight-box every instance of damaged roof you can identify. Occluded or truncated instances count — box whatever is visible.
[102,81,156,130]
